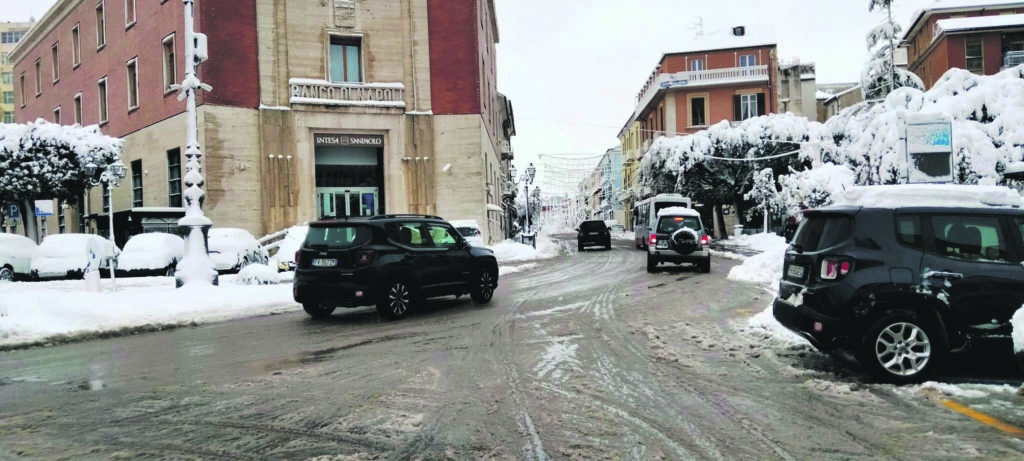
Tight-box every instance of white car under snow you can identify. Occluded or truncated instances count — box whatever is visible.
[30,234,120,280]
[449,219,485,246]
[0,233,37,281]
[208,228,269,273]
[117,232,186,276]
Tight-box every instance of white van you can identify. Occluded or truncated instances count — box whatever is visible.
[632,193,694,249]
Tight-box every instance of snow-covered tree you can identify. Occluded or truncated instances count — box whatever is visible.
[0,120,122,241]
[862,0,924,100]
[744,168,783,231]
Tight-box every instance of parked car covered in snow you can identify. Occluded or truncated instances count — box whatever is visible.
[208,228,268,273]
[0,233,37,281]
[116,233,185,277]
[30,234,120,280]
[450,220,485,246]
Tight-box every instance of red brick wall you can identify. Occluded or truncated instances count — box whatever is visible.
[427,0,481,115]
[197,0,259,108]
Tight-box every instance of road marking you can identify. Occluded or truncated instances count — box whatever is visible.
[942,399,1024,438]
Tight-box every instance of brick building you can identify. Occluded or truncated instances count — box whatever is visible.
[12,0,513,245]
[901,0,1024,89]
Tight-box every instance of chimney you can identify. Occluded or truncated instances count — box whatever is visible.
[732,26,746,36]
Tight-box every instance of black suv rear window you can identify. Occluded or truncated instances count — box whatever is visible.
[306,225,372,248]
[580,221,607,231]
[793,215,852,252]
[657,216,701,234]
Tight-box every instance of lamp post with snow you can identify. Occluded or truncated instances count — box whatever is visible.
[170,0,217,287]
[510,163,537,235]
[84,160,126,289]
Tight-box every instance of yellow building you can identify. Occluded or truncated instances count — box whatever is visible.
[618,120,643,229]
[0,22,35,124]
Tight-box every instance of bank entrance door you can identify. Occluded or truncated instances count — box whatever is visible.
[317,187,379,219]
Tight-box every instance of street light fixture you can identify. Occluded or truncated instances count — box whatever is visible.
[84,160,126,290]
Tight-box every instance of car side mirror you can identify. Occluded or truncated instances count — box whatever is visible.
[457,239,468,249]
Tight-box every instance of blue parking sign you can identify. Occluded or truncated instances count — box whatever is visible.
[7,204,18,220]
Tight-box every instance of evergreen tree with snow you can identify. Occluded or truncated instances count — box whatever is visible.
[862,0,924,100]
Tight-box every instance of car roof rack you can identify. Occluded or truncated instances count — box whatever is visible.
[369,214,445,221]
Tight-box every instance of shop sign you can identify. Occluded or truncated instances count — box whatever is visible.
[314,134,385,147]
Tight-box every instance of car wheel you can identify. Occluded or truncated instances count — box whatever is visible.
[165,265,176,277]
[303,303,336,319]
[378,279,414,320]
[471,270,496,304]
[238,257,251,271]
[646,254,657,273]
[578,243,583,252]
[858,310,942,384]
[605,241,611,251]
[700,256,711,273]
[0,266,13,282]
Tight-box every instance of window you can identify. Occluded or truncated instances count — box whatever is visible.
[51,43,60,83]
[53,106,61,124]
[2,113,13,123]
[930,215,1008,262]
[18,74,25,106]
[0,52,7,64]
[167,148,182,207]
[329,36,361,83]
[2,92,13,104]
[58,206,66,233]
[690,96,706,127]
[34,59,41,95]
[1,30,26,44]
[739,54,756,67]
[96,1,107,48]
[690,59,704,71]
[896,215,924,249]
[102,182,110,213]
[97,77,108,123]
[73,93,83,124]
[304,225,373,249]
[72,24,81,67]
[1,72,10,85]
[740,93,758,120]
[126,57,139,109]
[131,159,143,207]
[162,34,176,92]
[966,39,984,73]
[792,215,852,252]
[125,0,136,27]
[387,222,427,247]
[426,224,460,249]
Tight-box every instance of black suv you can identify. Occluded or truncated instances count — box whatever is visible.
[293,215,499,320]
[577,220,611,251]
[774,204,1024,383]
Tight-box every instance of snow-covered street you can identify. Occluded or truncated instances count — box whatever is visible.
[1,234,1022,459]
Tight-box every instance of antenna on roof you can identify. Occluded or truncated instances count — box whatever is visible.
[689,17,704,39]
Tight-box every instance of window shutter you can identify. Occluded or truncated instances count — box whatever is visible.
[757,93,766,116]
[733,95,741,121]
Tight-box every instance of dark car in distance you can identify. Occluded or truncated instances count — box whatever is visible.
[293,215,499,321]
[774,202,1024,383]
[577,220,611,251]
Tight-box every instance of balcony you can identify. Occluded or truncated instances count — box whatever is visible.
[634,65,769,118]
[289,78,406,109]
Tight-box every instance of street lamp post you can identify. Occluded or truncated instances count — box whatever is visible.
[84,161,127,290]
[171,0,217,287]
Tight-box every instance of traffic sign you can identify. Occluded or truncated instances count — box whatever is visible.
[35,200,55,217]
[6,204,19,220]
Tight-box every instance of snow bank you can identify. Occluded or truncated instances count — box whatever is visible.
[489,236,560,264]
[1013,305,1024,354]
[499,263,538,276]
[836,184,1024,209]
[237,264,281,285]
[747,304,808,345]
[657,206,700,218]
[0,275,299,348]
[726,233,789,286]
[270,225,308,269]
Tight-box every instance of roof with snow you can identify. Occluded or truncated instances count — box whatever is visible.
[657,207,701,218]
[936,13,1024,33]
[660,25,776,58]
[835,185,1024,209]
[903,0,1024,42]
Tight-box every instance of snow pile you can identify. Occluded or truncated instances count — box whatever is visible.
[748,304,809,345]
[118,233,184,271]
[657,206,700,217]
[499,263,538,276]
[269,225,308,269]
[0,276,300,347]
[725,233,789,286]
[1013,305,1024,354]
[489,236,560,264]
[909,381,989,399]
[836,184,1024,209]
[237,264,281,285]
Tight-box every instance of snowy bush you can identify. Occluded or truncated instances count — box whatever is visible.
[237,264,280,285]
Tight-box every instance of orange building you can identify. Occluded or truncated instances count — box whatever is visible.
[624,25,778,154]
[901,1,1024,89]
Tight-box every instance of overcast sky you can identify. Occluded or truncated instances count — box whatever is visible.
[5,0,939,194]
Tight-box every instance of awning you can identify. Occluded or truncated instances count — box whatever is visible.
[486,204,504,212]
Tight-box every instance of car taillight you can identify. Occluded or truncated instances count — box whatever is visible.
[354,250,376,267]
[649,234,657,245]
[475,229,481,236]
[294,250,302,267]
[821,258,852,280]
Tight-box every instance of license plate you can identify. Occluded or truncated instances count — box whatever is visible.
[657,241,668,249]
[787,264,805,279]
[588,232,598,236]
[312,258,337,268]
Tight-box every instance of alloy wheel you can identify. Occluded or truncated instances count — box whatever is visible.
[389,282,411,316]
[875,322,931,377]
[0,267,13,281]
[479,272,494,300]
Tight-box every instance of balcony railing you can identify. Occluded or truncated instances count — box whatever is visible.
[634,65,769,119]
[1005,51,1024,69]
[289,78,406,108]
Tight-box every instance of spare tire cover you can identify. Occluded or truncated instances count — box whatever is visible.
[670,228,699,255]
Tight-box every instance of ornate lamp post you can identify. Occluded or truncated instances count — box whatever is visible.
[84,161,127,289]
[524,163,536,234]
[171,0,217,287]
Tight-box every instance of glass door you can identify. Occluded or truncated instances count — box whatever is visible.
[317,187,378,218]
